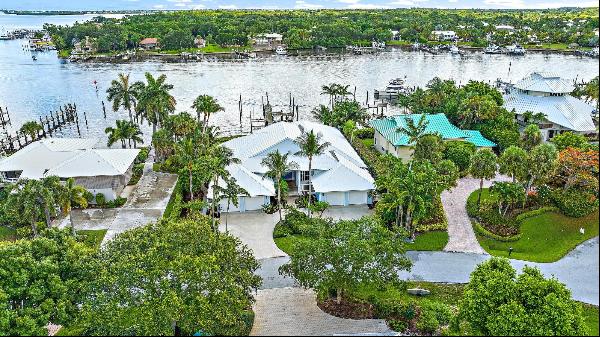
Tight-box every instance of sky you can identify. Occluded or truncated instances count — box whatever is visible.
[0,0,598,11]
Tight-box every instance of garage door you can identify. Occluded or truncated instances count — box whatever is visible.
[348,191,367,205]
[244,196,268,211]
[220,198,241,212]
[325,192,346,206]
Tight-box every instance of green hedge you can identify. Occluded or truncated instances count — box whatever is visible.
[515,207,559,223]
[415,196,447,232]
[551,188,599,218]
[473,222,522,242]
[163,179,183,220]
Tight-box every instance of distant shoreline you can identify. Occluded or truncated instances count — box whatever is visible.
[0,10,156,16]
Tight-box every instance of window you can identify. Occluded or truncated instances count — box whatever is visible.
[300,171,310,182]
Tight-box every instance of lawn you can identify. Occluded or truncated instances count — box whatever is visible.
[406,231,448,251]
[582,304,600,336]
[351,281,465,307]
[0,226,17,242]
[476,210,599,263]
[78,229,108,250]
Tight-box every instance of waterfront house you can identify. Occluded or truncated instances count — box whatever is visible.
[194,36,206,48]
[253,33,283,47]
[503,72,597,141]
[430,30,457,42]
[209,121,375,212]
[72,36,97,55]
[0,138,139,201]
[370,113,496,161]
[139,37,159,50]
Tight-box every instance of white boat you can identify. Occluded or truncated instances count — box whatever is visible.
[275,45,287,55]
[506,44,526,55]
[449,45,460,54]
[484,44,503,54]
[0,29,11,40]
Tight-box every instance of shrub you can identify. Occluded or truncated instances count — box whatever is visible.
[415,196,448,232]
[95,193,106,206]
[514,206,559,223]
[354,127,374,139]
[443,141,476,173]
[416,306,440,334]
[387,319,408,332]
[421,301,453,326]
[262,203,278,215]
[134,147,150,164]
[473,222,522,242]
[308,201,330,217]
[273,223,294,238]
[551,188,598,218]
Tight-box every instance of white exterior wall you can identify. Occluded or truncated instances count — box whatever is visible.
[324,192,346,206]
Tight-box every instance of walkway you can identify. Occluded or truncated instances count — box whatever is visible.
[58,170,178,245]
[258,237,600,305]
[251,288,392,336]
[442,175,510,254]
[219,212,286,260]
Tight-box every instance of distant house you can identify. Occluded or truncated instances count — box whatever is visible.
[0,138,140,201]
[139,37,159,50]
[503,72,597,141]
[72,36,97,55]
[209,121,375,212]
[495,25,515,32]
[370,113,496,161]
[194,36,206,48]
[253,33,283,47]
[430,30,457,41]
[390,30,401,41]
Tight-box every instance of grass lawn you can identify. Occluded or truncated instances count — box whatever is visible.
[78,229,107,250]
[0,226,17,242]
[582,304,600,336]
[351,281,465,307]
[476,210,599,263]
[406,231,448,251]
[274,235,309,256]
[360,138,374,147]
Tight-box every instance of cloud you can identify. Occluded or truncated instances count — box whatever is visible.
[153,4,165,9]
[448,0,458,2]
[348,3,390,8]
[338,0,361,4]
[219,4,239,9]
[483,0,525,7]
[294,1,324,9]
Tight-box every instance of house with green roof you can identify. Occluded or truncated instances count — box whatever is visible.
[369,113,496,161]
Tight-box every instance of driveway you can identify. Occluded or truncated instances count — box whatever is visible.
[258,237,600,305]
[442,175,510,254]
[251,288,392,336]
[58,170,178,245]
[219,212,286,260]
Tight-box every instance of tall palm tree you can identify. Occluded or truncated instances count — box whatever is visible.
[294,130,330,217]
[192,95,224,133]
[105,120,144,148]
[175,137,198,201]
[261,150,299,221]
[135,73,176,135]
[219,177,248,231]
[321,84,337,109]
[59,178,88,235]
[19,121,43,142]
[335,84,352,102]
[208,146,240,230]
[106,73,139,122]
[152,129,175,162]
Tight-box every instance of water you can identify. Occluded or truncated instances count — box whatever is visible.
[1,14,599,141]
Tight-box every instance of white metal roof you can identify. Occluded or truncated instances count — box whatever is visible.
[514,72,575,94]
[504,91,597,132]
[222,121,375,196]
[208,163,275,198]
[0,138,139,180]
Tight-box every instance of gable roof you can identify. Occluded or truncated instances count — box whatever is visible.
[464,130,496,148]
[221,121,375,195]
[514,72,574,94]
[0,138,139,180]
[140,37,158,45]
[504,91,596,132]
[208,163,275,198]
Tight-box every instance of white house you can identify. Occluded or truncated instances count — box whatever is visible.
[430,30,457,41]
[0,138,139,201]
[253,33,283,47]
[210,121,375,212]
[503,72,598,141]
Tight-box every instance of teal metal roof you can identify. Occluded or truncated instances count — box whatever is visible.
[370,113,495,147]
[464,130,496,147]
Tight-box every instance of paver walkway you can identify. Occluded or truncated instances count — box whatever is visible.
[251,288,392,336]
[442,175,510,254]
[219,212,286,260]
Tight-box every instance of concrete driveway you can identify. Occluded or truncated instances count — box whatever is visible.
[219,211,287,260]
[59,170,178,245]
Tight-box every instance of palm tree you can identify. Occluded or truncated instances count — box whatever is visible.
[321,84,337,109]
[335,84,352,102]
[219,177,248,231]
[397,114,429,145]
[105,120,144,149]
[59,178,88,235]
[175,137,198,201]
[192,95,224,133]
[261,150,299,221]
[294,130,330,218]
[19,121,43,142]
[5,179,50,237]
[208,146,240,230]
[135,73,176,135]
[106,73,139,122]
[124,121,144,148]
[152,129,175,162]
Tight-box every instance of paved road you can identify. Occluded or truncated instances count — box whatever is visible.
[251,288,392,336]
[442,175,510,254]
[219,212,286,260]
[258,237,599,305]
